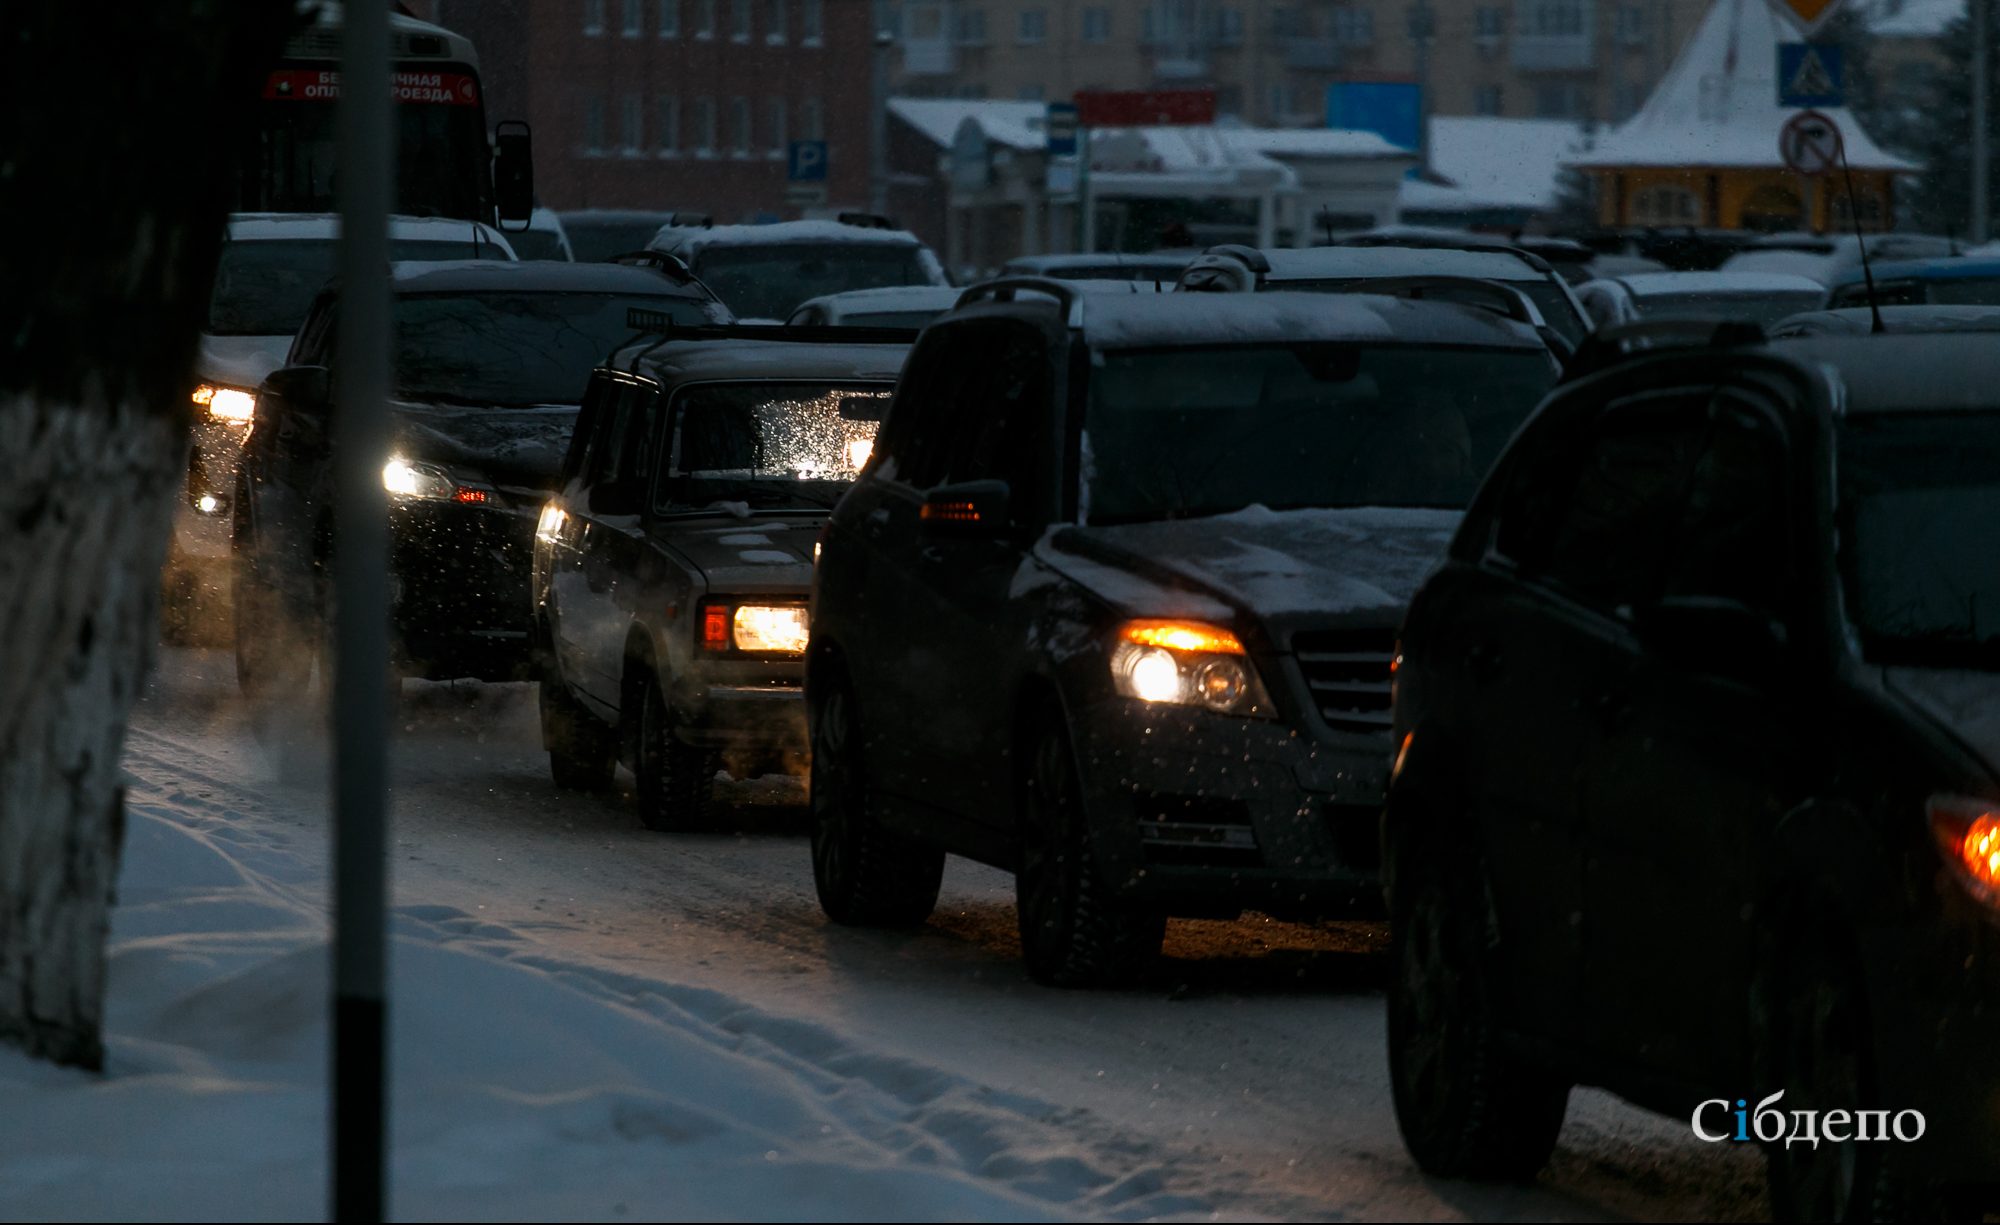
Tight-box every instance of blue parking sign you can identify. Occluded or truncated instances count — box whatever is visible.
[788,140,828,182]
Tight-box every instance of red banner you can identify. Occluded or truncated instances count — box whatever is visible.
[263,69,480,106]
[1073,89,1217,127]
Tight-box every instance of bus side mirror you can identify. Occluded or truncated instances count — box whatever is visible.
[494,120,534,231]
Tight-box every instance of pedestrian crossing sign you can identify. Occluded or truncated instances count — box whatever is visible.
[1778,43,1845,108]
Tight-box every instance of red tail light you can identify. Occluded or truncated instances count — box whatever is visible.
[700,603,731,652]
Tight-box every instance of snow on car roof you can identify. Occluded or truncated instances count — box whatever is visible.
[649,219,926,254]
[1256,245,1547,283]
[794,286,965,314]
[386,260,723,300]
[1774,333,2000,412]
[1005,252,1197,271]
[1074,290,1547,350]
[618,337,910,387]
[1612,271,1828,297]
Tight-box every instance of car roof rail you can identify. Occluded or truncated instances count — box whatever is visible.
[621,309,919,346]
[1199,243,1270,273]
[836,210,900,231]
[953,277,1085,326]
[605,248,700,280]
[1560,318,1766,382]
[664,211,713,228]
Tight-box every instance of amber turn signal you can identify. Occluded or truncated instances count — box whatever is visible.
[1118,620,1245,656]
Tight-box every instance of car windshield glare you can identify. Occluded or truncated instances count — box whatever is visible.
[208,238,502,335]
[1840,412,2000,667]
[692,244,935,320]
[1084,343,1555,524]
[394,291,713,406]
[663,381,891,512]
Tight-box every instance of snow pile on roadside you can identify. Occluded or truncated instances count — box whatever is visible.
[0,773,1215,1221]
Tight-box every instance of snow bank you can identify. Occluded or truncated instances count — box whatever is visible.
[0,757,1215,1221]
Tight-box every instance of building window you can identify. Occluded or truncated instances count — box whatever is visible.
[730,95,752,154]
[582,95,607,152]
[1475,5,1505,36]
[1631,184,1702,226]
[1270,6,1304,37]
[802,0,823,42]
[1213,6,1244,44]
[731,0,752,40]
[906,0,944,38]
[1018,7,1047,43]
[1613,78,1645,119]
[956,6,988,43]
[801,95,825,140]
[584,0,606,34]
[1082,6,1111,41]
[620,93,643,152]
[1527,0,1585,37]
[694,95,717,153]
[696,0,716,37]
[659,0,681,36]
[623,0,643,35]
[1018,83,1046,101]
[767,0,787,41]
[1533,80,1588,118]
[1330,6,1373,45]
[767,96,788,153]
[1475,84,1503,115]
[657,96,681,152]
[1614,3,1646,43]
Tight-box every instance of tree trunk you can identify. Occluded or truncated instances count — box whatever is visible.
[0,397,185,1069]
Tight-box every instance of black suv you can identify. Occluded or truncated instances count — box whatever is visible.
[233,260,726,690]
[808,281,1558,987]
[1387,328,2000,1217]
[531,323,909,828]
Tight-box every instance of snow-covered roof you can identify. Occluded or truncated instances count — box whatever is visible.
[1423,118,1589,210]
[1608,270,1829,296]
[1219,128,1410,160]
[649,219,930,254]
[1086,127,1298,198]
[1866,0,1962,37]
[888,98,1047,151]
[1075,290,1546,350]
[1568,0,1914,172]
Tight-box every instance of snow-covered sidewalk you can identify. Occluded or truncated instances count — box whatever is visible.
[0,743,1213,1221]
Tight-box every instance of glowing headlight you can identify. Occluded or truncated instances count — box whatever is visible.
[192,384,257,424]
[534,502,568,545]
[1109,619,1271,717]
[731,604,810,655]
[382,457,456,500]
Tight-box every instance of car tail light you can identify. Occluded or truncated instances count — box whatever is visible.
[1929,795,2000,898]
[700,603,731,652]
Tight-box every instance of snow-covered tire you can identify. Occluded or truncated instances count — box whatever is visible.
[809,675,942,927]
[635,671,716,831]
[1388,854,1568,1180]
[1015,722,1164,989]
[232,552,312,700]
[540,655,615,793]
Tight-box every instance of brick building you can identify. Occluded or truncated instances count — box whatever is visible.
[437,0,878,219]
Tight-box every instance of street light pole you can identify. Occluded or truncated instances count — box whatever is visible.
[333,0,392,1218]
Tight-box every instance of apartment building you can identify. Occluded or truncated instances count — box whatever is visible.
[888,0,1714,127]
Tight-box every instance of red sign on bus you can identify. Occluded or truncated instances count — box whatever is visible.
[1073,89,1217,127]
[262,69,480,106]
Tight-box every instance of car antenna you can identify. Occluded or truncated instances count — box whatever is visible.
[1835,139,1885,335]
[471,218,484,259]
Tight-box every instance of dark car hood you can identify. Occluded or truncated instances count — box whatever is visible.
[391,400,578,491]
[1884,668,2000,776]
[1043,505,1461,627]
[661,516,819,595]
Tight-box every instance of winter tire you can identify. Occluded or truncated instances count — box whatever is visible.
[540,654,615,793]
[809,675,942,927]
[1388,855,1569,1180]
[1015,722,1165,989]
[635,670,717,831]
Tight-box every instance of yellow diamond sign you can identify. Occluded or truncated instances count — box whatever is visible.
[1771,0,1843,32]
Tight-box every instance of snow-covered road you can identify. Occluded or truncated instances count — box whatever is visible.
[44,647,1770,1220]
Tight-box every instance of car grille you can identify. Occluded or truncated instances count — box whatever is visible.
[1292,628,1396,735]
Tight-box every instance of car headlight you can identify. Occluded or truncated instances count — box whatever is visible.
[534,502,567,545]
[1109,619,1273,717]
[382,457,457,501]
[192,383,257,425]
[1929,795,2000,901]
[699,600,809,655]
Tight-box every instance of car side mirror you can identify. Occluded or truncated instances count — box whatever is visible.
[260,364,330,411]
[921,479,1011,539]
[493,120,534,230]
[1634,595,1788,683]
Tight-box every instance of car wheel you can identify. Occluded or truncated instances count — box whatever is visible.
[634,670,716,832]
[808,675,942,927]
[1760,939,1945,1223]
[233,552,312,700]
[540,654,615,792]
[1388,854,1569,1180]
[1015,722,1165,989]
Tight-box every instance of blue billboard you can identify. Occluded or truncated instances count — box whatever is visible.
[1326,81,1423,153]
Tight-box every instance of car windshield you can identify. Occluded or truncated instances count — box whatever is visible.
[507,228,571,261]
[1275,276,1588,346]
[393,291,713,407]
[208,237,500,335]
[661,382,892,513]
[1839,412,2000,668]
[691,244,937,320]
[1632,289,1829,325]
[562,218,670,263]
[1084,343,1556,524]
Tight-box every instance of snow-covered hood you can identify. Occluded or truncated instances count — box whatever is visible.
[195,334,292,391]
[664,519,818,595]
[1044,505,1461,628]
[390,401,577,491]
[1884,668,2000,774]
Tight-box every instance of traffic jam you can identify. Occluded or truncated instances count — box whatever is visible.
[122,2,2000,1221]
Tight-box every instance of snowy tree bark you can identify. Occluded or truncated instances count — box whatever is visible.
[0,4,293,1068]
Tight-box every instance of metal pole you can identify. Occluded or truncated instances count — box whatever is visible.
[1078,125,1095,253]
[1976,0,1992,244]
[333,0,392,1218]
[1409,1,1434,177]
[871,3,892,215]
